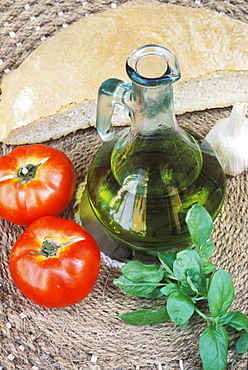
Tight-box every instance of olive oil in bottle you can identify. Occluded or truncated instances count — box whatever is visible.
[86,45,226,258]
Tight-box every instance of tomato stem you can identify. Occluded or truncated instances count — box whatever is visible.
[40,239,59,257]
[27,237,85,258]
[17,163,41,184]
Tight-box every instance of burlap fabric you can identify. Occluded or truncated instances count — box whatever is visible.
[0,1,247,369]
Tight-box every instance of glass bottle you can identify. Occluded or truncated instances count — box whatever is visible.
[86,45,226,258]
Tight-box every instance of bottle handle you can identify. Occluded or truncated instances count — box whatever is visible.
[96,78,132,141]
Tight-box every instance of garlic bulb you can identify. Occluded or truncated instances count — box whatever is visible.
[205,102,248,176]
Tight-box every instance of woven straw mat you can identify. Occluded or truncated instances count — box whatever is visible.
[0,0,247,369]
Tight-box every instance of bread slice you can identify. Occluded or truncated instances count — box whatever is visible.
[0,1,247,144]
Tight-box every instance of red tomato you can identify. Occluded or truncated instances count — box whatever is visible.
[9,216,100,308]
[0,144,75,226]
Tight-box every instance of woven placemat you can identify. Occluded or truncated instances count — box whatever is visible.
[0,1,247,369]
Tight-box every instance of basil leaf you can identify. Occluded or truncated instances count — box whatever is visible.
[113,275,161,297]
[121,261,164,283]
[173,249,204,282]
[167,291,195,325]
[200,324,228,370]
[180,283,196,296]
[158,252,176,273]
[236,332,248,354]
[219,311,236,325]
[219,312,248,332]
[186,269,207,296]
[186,204,213,247]
[207,269,234,317]
[143,287,164,299]
[160,283,179,296]
[200,240,215,261]
[203,261,216,275]
[119,309,170,325]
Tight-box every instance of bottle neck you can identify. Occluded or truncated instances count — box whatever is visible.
[111,79,203,194]
[130,82,179,137]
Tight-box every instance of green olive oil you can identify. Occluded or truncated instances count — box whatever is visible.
[87,129,226,254]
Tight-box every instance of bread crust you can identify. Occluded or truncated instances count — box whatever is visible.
[0,1,248,144]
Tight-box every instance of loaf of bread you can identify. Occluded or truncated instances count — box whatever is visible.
[0,1,247,144]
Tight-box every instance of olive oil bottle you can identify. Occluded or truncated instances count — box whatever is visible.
[86,45,226,258]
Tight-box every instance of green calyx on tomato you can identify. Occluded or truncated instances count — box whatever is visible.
[17,163,42,185]
[32,236,84,258]
[33,237,63,258]
[38,238,63,258]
